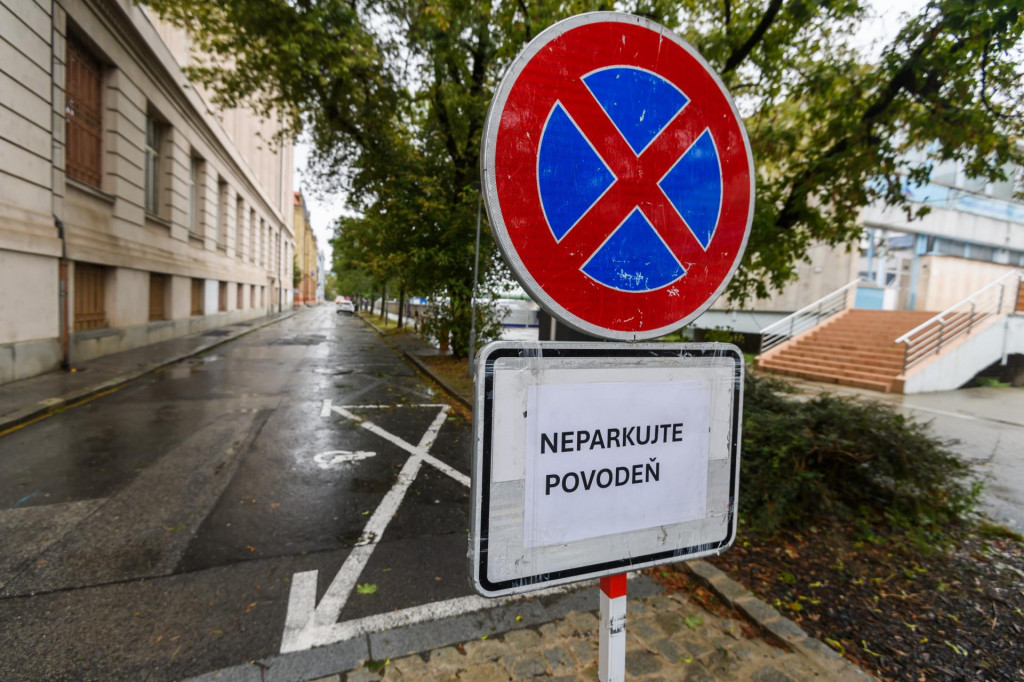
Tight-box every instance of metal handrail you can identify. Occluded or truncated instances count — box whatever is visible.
[895,269,1024,372]
[759,279,865,353]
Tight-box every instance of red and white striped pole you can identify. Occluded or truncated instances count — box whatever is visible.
[599,573,627,682]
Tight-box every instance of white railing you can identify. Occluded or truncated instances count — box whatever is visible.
[759,279,864,353]
[895,269,1024,372]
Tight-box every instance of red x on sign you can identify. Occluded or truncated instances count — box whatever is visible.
[482,13,755,340]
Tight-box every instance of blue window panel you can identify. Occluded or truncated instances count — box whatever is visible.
[583,67,688,155]
[658,129,721,249]
[538,103,616,241]
[581,209,685,291]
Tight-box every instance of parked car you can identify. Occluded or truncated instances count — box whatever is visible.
[337,299,355,314]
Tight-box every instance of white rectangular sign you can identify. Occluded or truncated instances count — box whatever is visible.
[523,379,711,548]
[470,341,743,598]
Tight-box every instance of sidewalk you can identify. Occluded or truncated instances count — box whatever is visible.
[0,309,295,434]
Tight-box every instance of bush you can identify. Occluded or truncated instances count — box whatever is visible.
[740,372,980,534]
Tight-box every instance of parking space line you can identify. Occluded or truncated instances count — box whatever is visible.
[282,402,461,652]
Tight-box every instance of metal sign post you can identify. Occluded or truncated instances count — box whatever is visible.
[473,11,754,680]
[600,574,628,682]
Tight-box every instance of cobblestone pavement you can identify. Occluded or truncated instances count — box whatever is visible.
[313,568,874,681]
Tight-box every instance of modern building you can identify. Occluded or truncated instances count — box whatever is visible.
[751,156,1024,392]
[0,0,294,385]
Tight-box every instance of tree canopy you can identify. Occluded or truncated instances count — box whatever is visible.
[144,0,1024,352]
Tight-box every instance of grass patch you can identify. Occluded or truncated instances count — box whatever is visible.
[418,354,474,401]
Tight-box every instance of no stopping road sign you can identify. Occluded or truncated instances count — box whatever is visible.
[481,12,754,340]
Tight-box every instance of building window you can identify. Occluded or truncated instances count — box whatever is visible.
[149,273,167,321]
[144,115,163,215]
[235,196,244,254]
[218,281,228,312]
[66,36,103,188]
[190,278,203,316]
[188,156,202,232]
[248,209,257,262]
[259,220,266,266]
[217,179,229,247]
[237,283,245,310]
[250,286,255,309]
[74,263,107,331]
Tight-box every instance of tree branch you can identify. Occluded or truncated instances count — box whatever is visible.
[775,23,944,231]
[516,0,532,41]
[723,0,783,74]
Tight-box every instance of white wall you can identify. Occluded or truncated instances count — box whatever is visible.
[917,257,1021,312]
[106,268,148,327]
[0,251,58,343]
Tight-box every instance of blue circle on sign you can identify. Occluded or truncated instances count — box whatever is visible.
[537,66,724,292]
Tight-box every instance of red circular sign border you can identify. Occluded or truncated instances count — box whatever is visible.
[482,12,754,340]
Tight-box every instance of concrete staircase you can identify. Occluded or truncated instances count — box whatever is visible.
[756,309,939,393]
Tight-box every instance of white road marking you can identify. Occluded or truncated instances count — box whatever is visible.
[317,580,587,645]
[313,451,377,469]
[281,402,463,653]
[417,406,450,450]
[320,399,333,418]
[902,404,978,421]
[420,452,471,487]
[287,572,643,651]
[335,403,441,409]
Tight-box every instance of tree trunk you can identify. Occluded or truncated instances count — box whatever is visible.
[397,284,405,329]
[380,282,388,321]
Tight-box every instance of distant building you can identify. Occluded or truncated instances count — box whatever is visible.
[0,0,294,385]
[696,154,1024,338]
[316,249,326,304]
[857,156,1024,312]
[292,191,320,304]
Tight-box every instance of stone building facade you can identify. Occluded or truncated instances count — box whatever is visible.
[292,191,320,305]
[0,0,294,385]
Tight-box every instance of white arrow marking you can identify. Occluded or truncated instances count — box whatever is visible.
[281,403,458,653]
[313,450,376,469]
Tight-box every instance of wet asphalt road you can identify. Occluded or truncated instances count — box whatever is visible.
[0,307,475,681]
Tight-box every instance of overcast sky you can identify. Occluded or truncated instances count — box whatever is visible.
[292,0,928,265]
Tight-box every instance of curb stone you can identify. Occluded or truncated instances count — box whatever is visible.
[402,351,473,410]
[0,311,296,433]
[682,560,874,681]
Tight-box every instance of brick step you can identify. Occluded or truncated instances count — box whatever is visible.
[759,358,899,384]
[759,365,893,393]
[775,348,905,371]
[800,333,905,346]
[844,310,939,320]
[790,339,904,356]
[796,340,905,356]
[809,329,918,340]
[757,310,946,393]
